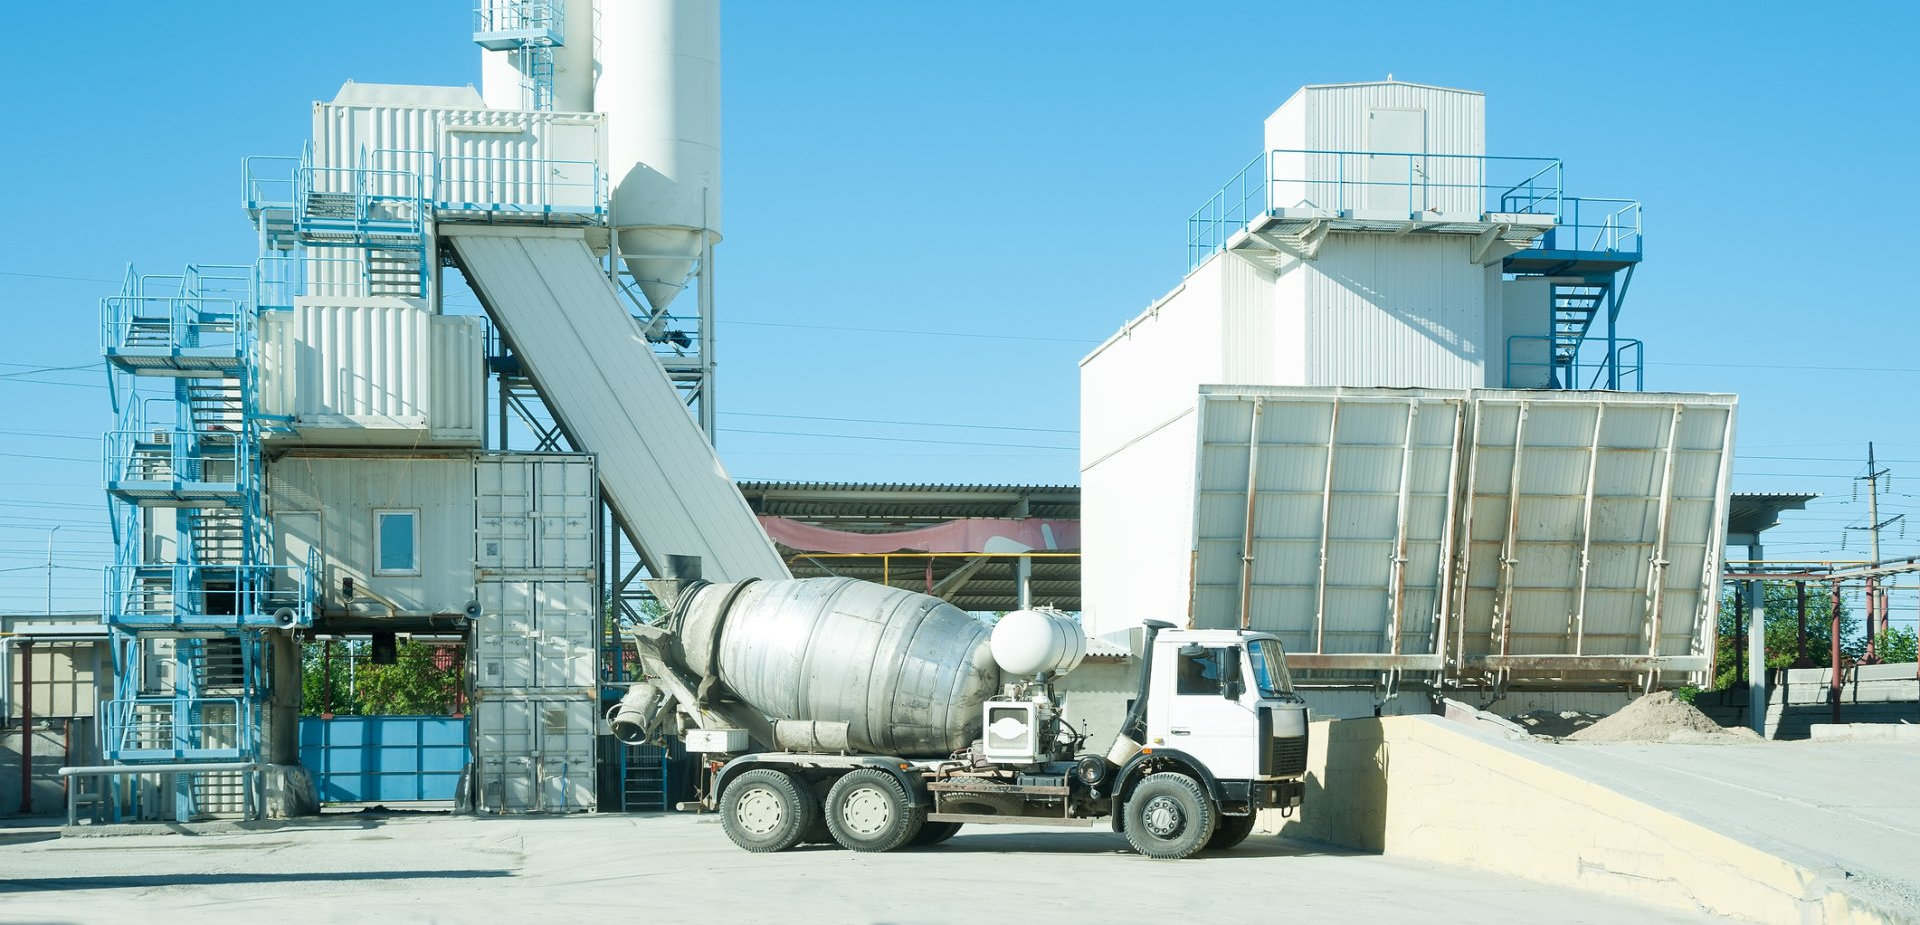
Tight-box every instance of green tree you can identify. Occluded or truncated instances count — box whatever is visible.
[300,640,463,716]
[1713,583,1855,690]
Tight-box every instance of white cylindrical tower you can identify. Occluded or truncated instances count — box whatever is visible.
[479,0,596,112]
[597,0,721,313]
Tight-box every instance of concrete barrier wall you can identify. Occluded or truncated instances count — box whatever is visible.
[1267,716,1902,924]
[1700,663,1920,739]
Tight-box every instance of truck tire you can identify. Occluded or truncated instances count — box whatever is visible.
[1123,773,1216,860]
[909,821,962,847]
[1207,812,1257,850]
[825,769,925,852]
[720,769,818,853]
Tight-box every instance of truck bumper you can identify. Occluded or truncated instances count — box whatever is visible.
[1222,777,1304,811]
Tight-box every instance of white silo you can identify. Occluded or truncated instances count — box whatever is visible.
[479,0,597,112]
[597,0,722,313]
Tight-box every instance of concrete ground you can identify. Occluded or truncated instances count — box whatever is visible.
[0,812,1713,924]
[1536,737,1920,921]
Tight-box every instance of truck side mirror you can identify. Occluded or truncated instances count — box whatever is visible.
[1221,655,1243,700]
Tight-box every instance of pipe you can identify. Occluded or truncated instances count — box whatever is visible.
[1115,620,1175,746]
[20,639,31,814]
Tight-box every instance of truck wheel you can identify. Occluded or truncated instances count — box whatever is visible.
[720,769,818,853]
[909,821,962,847]
[1123,773,1216,860]
[825,769,925,852]
[1207,812,1257,850]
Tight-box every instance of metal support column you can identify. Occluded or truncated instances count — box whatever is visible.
[1744,541,1766,736]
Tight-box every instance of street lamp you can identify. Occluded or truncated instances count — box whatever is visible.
[44,525,62,615]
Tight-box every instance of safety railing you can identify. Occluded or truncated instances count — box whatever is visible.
[473,0,564,48]
[1529,196,1643,256]
[254,255,367,310]
[104,559,315,629]
[105,696,254,761]
[295,164,428,241]
[101,293,250,365]
[243,155,300,215]
[103,427,252,496]
[1188,149,1566,269]
[1504,335,1644,391]
[433,155,606,220]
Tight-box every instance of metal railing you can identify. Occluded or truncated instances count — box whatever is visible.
[104,559,315,628]
[1188,149,1566,268]
[101,293,249,362]
[473,0,564,46]
[295,164,428,239]
[243,155,300,214]
[1531,196,1643,255]
[1504,335,1644,391]
[433,155,605,219]
[105,697,254,761]
[103,427,252,492]
[254,255,367,310]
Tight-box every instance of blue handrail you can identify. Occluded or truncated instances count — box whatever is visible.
[1504,335,1644,391]
[433,154,606,217]
[1183,148,1650,272]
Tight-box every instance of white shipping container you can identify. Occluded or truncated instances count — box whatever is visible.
[257,298,483,446]
[472,578,599,691]
[475,455,598,573]
[267,454,478,615]
[472,697,597,813]
[312,83,606,217]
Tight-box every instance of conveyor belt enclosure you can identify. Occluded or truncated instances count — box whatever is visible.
[447,227,789,583]
[1190,386,1735,687]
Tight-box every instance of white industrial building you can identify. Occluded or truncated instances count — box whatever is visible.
[1081,81,1734,711]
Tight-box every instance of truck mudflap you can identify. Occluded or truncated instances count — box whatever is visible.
[1107,748,1302,832]
[707,753,929,811]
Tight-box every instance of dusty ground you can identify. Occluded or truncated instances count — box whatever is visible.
[0,812,1714,924]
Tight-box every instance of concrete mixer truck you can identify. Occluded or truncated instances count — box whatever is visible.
[611,575,1310,860]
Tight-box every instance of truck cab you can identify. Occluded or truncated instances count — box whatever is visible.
[1145,629,1310,782]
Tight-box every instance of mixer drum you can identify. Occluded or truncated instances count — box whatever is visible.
[676,577,999,756]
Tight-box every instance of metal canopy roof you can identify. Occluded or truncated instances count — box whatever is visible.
[1727,492,1818,546]
[736,481,1081,612]
[737,481,1078,531]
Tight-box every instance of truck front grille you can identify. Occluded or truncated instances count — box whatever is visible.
[1269,734,1308,777]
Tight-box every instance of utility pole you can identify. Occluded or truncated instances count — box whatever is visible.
[1848,443,1902,663]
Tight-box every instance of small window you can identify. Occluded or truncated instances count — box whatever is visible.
[374,510,420,576]
[1176,646,1238,696]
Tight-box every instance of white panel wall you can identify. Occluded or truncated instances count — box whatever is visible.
[1302,235,1489,389]
[1264,82,1487,218]
[266,454,477,614]
[258,299,484,446]
[1499,278,1553,388]
[472,698,597,813]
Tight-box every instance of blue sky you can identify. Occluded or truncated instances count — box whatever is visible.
[1,1,1916,621]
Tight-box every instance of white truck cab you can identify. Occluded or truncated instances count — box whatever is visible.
[1144,629,1309,782]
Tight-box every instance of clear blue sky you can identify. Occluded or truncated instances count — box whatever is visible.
[2,1,1916,621]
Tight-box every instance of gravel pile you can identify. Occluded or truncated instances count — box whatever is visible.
[1567,691,1762,744]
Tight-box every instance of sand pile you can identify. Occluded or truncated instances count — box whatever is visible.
[1567,691,1762,744]
[1509,709,1603,738]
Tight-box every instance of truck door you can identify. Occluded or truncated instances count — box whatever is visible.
[1148,644,1259,780]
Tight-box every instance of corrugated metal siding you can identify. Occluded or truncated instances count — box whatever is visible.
[257,299,482,446]
[1454,392,1736,679]
[1302,235,1488,388]
[429,314,485,443]
[474,579,598,690]
[472,697,597,813]
[1264,84,1485,217]
[1192,388,1464,681]
[313,102,605,210]
[474,455,597,573]
[447,228,788,582]
[266,454,476,614]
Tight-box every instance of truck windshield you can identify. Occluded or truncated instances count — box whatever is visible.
[1247,639,1294,697]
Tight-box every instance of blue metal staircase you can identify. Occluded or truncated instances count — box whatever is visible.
[98,262,316,821]
[473,0,566,112]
